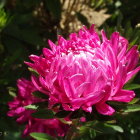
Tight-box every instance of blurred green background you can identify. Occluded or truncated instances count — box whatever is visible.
[0,0,140,139]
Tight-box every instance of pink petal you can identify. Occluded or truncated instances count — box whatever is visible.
[29,55,39,62]
[96,103,115,115]
[111,89,135,102]
[82,106,92,113]
[76,82,91,97]
[70,73,84,88]
[63,77,75,99]
[110,32,119,55]
[125,66,140,83]
[113,64,127,95]
[101,30,108,42]
[31,76,48,94]
[48,40,56,52]
[43,48,54,58]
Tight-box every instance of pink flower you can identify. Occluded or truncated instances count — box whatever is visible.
[7,78,68,137]
[26,25,140,116]
[7,78,38,123]
[23,118,69,137]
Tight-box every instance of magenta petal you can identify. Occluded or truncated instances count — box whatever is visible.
[15,107,25,114]
[101,30,108,42]
[63,77,76,99]
[31,75,48,94]
[125,66,140,83]
[43,48,54,58]
[71,98,85,109]
[96,103,115,115]
[69,33,78,41]
[110,32,119,55]
[31,75,41,91]
[82,106,92,113]
[62,104,74,111]
[76,82,91,97]
[125,46,139,71]
[113,64,127,95]
[24,61,35,68]
[7,110,15,117]
[48,40,56,52]
[111,90,135,102]
[29,55,39,62]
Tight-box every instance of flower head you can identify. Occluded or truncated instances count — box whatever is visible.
[7,78,68,137]
[26,25,140,116]
[7,78,38,123]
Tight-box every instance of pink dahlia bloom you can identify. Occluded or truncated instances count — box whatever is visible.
[23,118,69,137]
[7,78,68,137]
[26,25,140,115]
[7,78,39,123]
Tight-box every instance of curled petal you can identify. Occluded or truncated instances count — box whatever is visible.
[125,66,140,83]
[96,103,115,115]
[111,89,135,102]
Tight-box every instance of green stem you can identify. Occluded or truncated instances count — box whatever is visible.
[65,119,79,140]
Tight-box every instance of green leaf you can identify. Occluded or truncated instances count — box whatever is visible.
[123,104,140,113]
[55,111,71,118]
[130,36,139,46]
[0,0,6,9]
[8,87,16,97]
[107,101,127,110]
[77,127,95,140]
[32,91,49,99]
[104,124,123,133]
[24,104,38,110]
[85,122,124,134]
[124,84,140,90]
[32,109,54,119]
[0,8,8,30]
[30,132,53,140]
[58,118,72,125]
[96,0,104,8]
[28,68,39,77]
[128,98,140,105]
[32,102,49,108]
[89,128,96,139]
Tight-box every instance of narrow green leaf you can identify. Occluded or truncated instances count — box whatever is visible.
[89,128,96,139]
[32,109,54,119]
[105,124,124,133]
[95,0,104,9]
[128,98,140,104]
[28,68,39,77]
[24,104,38,110]
[32,91,49,99]
[32,102,48,108]
[30,132,53,140]
[58,118,72,125]
[123,104,140,113]
[8,87,16,97]
[55,111,71,118]
[124,84,140,90]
